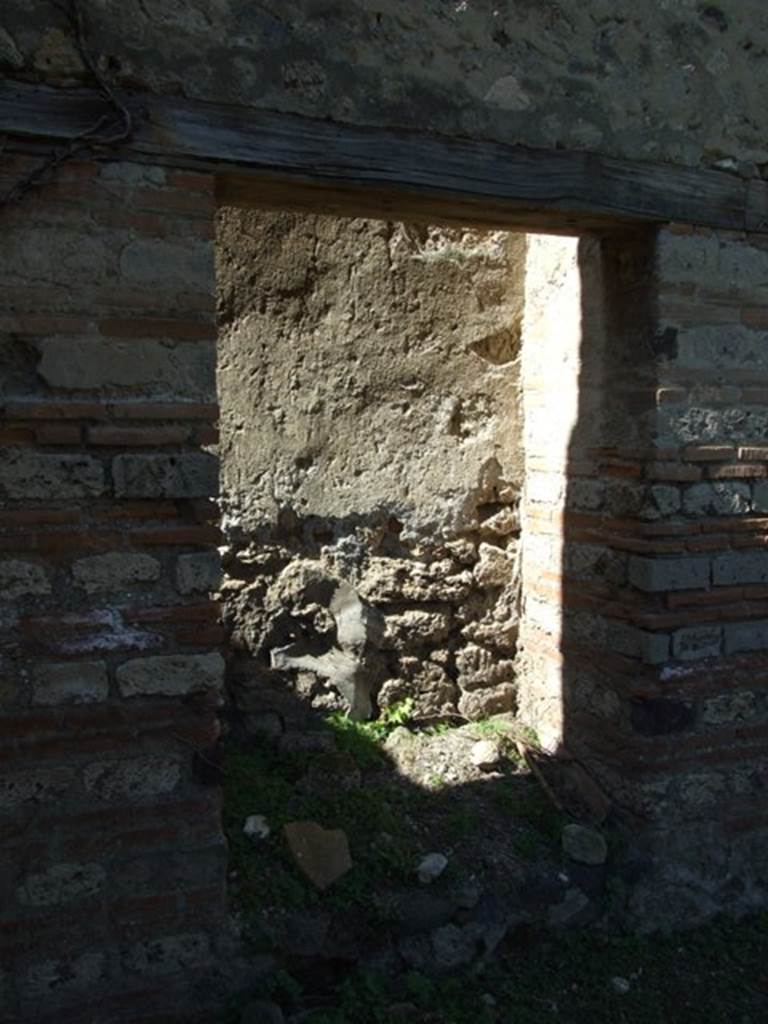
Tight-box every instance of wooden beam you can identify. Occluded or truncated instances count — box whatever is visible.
[0,80,763,233]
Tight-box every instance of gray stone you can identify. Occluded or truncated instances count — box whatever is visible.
[682,482,751,517]
[31,661,109,706]
[628,555,710,592]
[470,738,503,771]
[417,852,448,884]
[83,756,181,800]
[546,887,591,928]
[22,952,106,1002]
[72,552,161,593]
[243,815,270,841]
[0,768,74,810]
[116,652,225,698]
[608,623,670,665]
[724,620,768,655]
[37,338,215,397]
[0,451,104,500]
[712,551,768,586]
[610,977,631,995]
[0,560,51,600]
[0,26,24,68]
[176,551,222,594]
[121,932,211,976]
[17,862,105,907]
[671,625,722,661]
[119,238,213,292]
[113,453,219,498]
[283,821,352,890]
[562,824,608,866]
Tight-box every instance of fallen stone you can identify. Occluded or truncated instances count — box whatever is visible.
[470,738,503,771]
[562,823,608,866]
[610,976,630,995]
[243,815,270,841]
[546,886,591,928]
[283,821,352,890]
[417,852,448,884]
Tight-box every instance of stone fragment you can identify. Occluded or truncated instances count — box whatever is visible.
[470,738,503,771]
[456,644,515,691]
[458,683,516,720]
[628,555,710,593]
[417,852,448,884]
[243,815,270,841]
[561,824,608,865]
[0,27,24,69]
[473,543,514,587]
[0,560,51,601]
[116,652,225,698]
[72,552,161,594]
[671,625,722,661]
[479,506,519,538]
[32,28,84,81]
[283,821,352,890]
[31,661,109,706]
[546,886,591,927]
[610,977,631,995]
[682,481,750,516]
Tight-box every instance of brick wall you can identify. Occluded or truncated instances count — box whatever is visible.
[519,228,768,929]
[0,154,233,1022]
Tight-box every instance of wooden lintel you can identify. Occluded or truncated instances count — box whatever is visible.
[0,80,764,234]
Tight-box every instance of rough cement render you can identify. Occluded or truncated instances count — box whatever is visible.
[2,2,768,175]
[217,210,525,722]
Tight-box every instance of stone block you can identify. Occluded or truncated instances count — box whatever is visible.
[648,484,681,516]
[628,556,710,593]
[83,756,181,800]
[682,481,751,516]
[22,953,107,1002]
[176,551,222,595]
[671,625,722,661]
[712,551,768,586]
[17,862,105,907]
[112,453,218,498]
[0,768,74,809]
[72,552,161,593]
[724,619,768,655]
[121,932,211,976]
[119,238,213,292]
[701,692,757,725]
[0,560,50,601]
[37,338,216,399]
[116,651,225,698]
[0,451,104,499]
[751,480,768,513]
[31,661,109,706]
[609,623,670,664]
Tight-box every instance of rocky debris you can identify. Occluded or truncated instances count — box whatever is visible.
[283,821,352,890]
[470,738,504,771]
[417,853,448,884]
[610,976,631,995]
[562,823,608,866]
[243,815,270,842]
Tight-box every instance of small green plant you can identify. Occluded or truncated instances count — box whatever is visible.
[324,699,415,767]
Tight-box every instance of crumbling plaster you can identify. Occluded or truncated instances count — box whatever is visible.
[2,1,768,176]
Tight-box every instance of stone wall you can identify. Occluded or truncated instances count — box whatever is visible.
[3,1,768,175]
[217,210,525,727]
[0,156,233,1022]
[517,227,768,929]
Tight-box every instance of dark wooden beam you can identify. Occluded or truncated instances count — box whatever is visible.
[1,80,763,233]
